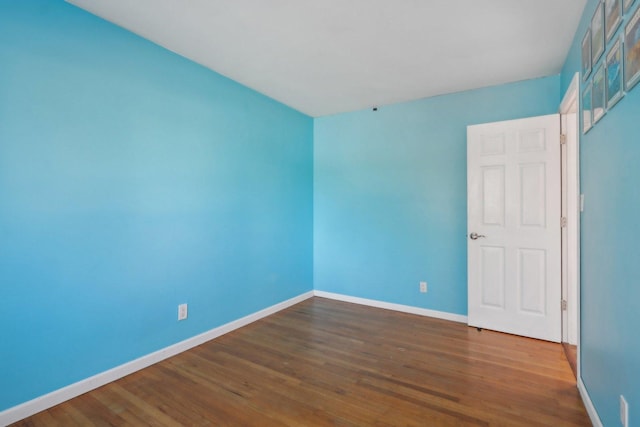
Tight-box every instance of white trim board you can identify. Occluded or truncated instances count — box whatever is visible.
[578,377,603,427]
[559,71,581,347]
[0,291,314,426]
[313,290,468,324]
[560,72,580,113]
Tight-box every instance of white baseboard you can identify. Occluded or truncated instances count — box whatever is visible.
[313,290,468,323]
[577,377,602,427]
[0,291,314,426]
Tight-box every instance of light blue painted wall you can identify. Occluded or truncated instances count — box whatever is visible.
[561,1,640,425]
[0,1,313,411]
[314,77,560,315]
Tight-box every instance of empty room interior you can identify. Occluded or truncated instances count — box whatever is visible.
[1,1,639,426]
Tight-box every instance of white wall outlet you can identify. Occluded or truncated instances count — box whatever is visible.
[420,281,428,293]
[178,303,188,321]
[620,395,628,427]
[580,194,584,212]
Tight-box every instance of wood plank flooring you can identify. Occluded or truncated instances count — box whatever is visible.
[11,297,591,426]
[562,343,578,378]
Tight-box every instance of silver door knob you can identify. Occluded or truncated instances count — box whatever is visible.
[469,232,486,240]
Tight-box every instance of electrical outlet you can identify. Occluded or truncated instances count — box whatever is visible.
[178,303,188,321]
[620,395,628,427]
[420,281,428,293]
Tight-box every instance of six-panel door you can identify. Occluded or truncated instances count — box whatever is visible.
[467,114,561,342]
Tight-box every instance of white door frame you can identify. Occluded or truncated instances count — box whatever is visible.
[559,73,581,361]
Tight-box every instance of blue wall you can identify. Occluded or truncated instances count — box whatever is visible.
[0,1,313,411]
[561,1,640,425]
[314,77,560,315]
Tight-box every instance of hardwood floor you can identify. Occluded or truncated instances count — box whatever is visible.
[12,297,590,426]
[562,342,578,378]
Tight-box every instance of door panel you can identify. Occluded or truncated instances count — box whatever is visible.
[518,248,546,314]
[468,114,561,342]
[480,246,505,308]
[482,166,505,225]
[520,163,546,226]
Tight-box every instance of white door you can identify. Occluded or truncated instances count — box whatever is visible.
[467,114,561,342]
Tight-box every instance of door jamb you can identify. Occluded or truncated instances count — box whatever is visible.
[559,73,581,373]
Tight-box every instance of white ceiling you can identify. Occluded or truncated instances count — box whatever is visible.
[67,0,586,117]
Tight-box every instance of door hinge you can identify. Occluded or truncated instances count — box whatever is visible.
[561,300,568,311]
[560,134,567,145]
[561,217,568,228]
